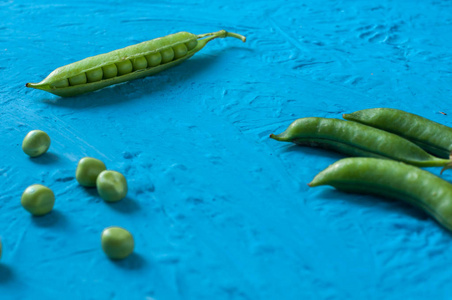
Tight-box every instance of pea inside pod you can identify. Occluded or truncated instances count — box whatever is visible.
[26,30,246,97]
[309,157,452,232]
[270,117,452,171]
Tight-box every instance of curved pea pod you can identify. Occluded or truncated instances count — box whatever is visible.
[343,107,452,159]
[26,30,246,97]
[308,157,452,232]
[269,117,452,171]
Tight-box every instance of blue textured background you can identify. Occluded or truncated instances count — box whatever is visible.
[1,0,452,299]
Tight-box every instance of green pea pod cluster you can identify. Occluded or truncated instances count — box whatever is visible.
[26,30,246,97]
[270,108,452,232]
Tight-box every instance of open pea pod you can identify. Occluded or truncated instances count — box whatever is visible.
[26,30,246,97]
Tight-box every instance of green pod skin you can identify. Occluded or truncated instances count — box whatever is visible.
[308,157,452,232]
[269,117,452,169]
[343,108,452,159]
[26,30,246,97]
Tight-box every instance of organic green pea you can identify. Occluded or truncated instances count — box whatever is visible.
[49,78,69,88]
[132,56,147,70]
[116,60,133,75]
[22,130,51,157]
[186,39,198,51]
[145,52,162,67]
[21,184,55,216]
[102,64,118,79]
[96,170,127,202]
[86,68,103,82]
[160,47,175,63]
[101,226,134,259]
[173,43,188,59]
[68,73,87,86]
[76,157,107,187]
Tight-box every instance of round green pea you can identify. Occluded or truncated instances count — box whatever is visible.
[173,43,188,59]
[86,68,103,82]
[101,226,134,259]
[21,184,55,216]
[22,130,51,158]
[160,47,175,63]
[132,56,148,70]
[145,52,162,67]
[96,170,127,202]
[49,78,69,88]
[68,73,87,86]
[102,64,118,79]
[76,157,107,187]
[116,60,133,75]
[186,39,198,51]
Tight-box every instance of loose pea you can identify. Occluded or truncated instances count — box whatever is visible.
[96,170,127,202]
[101,226,134,259]
[49,78,69,88]
[68,73,87,86]
[116,60,133,75]
[173,43,188,59]
[186,39,198,51]
[86,68,103,82]
[22,130,51,158]
[145,52,162,67]
[309,157,452,232]
[75,157,107,187]
[102,64,118,79]
[21,184,55,216]
[160,47,175,63]
[132,56,148,70]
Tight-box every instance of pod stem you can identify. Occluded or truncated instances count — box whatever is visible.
[440,152,452,175]
[197,30,246,43]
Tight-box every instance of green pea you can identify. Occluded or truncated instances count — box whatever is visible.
[101,226,134,259]
[116,60,133,75]
[344,108,452,159]
[96,170,127,202]
[270,117,452,169]
[102,64,118,79]
[145,52,162,67]
[21,184,55,216]
[68,73,87,86]
[160,47,175,63]
[75,157,107,187]
[26,30,246,97]
[49,78,69,88]
[309,157,452,232]
[186,39,198,51]
[173,43,188,59]
[132,56,148,70]
[86,68,103,82]
[22,130,51,158]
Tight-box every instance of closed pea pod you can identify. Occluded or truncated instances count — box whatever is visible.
[309,157,452,232]
[270,117,452,171]
[343,108,452,159]
[26,30,246,97]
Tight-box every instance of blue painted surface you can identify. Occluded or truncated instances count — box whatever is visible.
[1,0,452,299]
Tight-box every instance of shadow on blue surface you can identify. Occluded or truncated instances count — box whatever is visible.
[110,252,146,270]
[31,210,67,228]
[107,196,140,214]
[0,264,14,283]
[28,152,59,165]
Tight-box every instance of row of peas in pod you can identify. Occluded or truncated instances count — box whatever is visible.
[270,108,452,232]
[3,130,134,261]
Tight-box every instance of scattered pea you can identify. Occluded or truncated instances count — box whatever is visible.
[96,170,128,202]
[76,157,107,187]
[101,226,134,259]
[21,184,55,216]
[22,130,51,158]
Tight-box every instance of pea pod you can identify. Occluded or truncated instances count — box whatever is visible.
[308,157,452,232]
[269,117,452,171]
[26,30,246,97]
[343,108,452,159]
